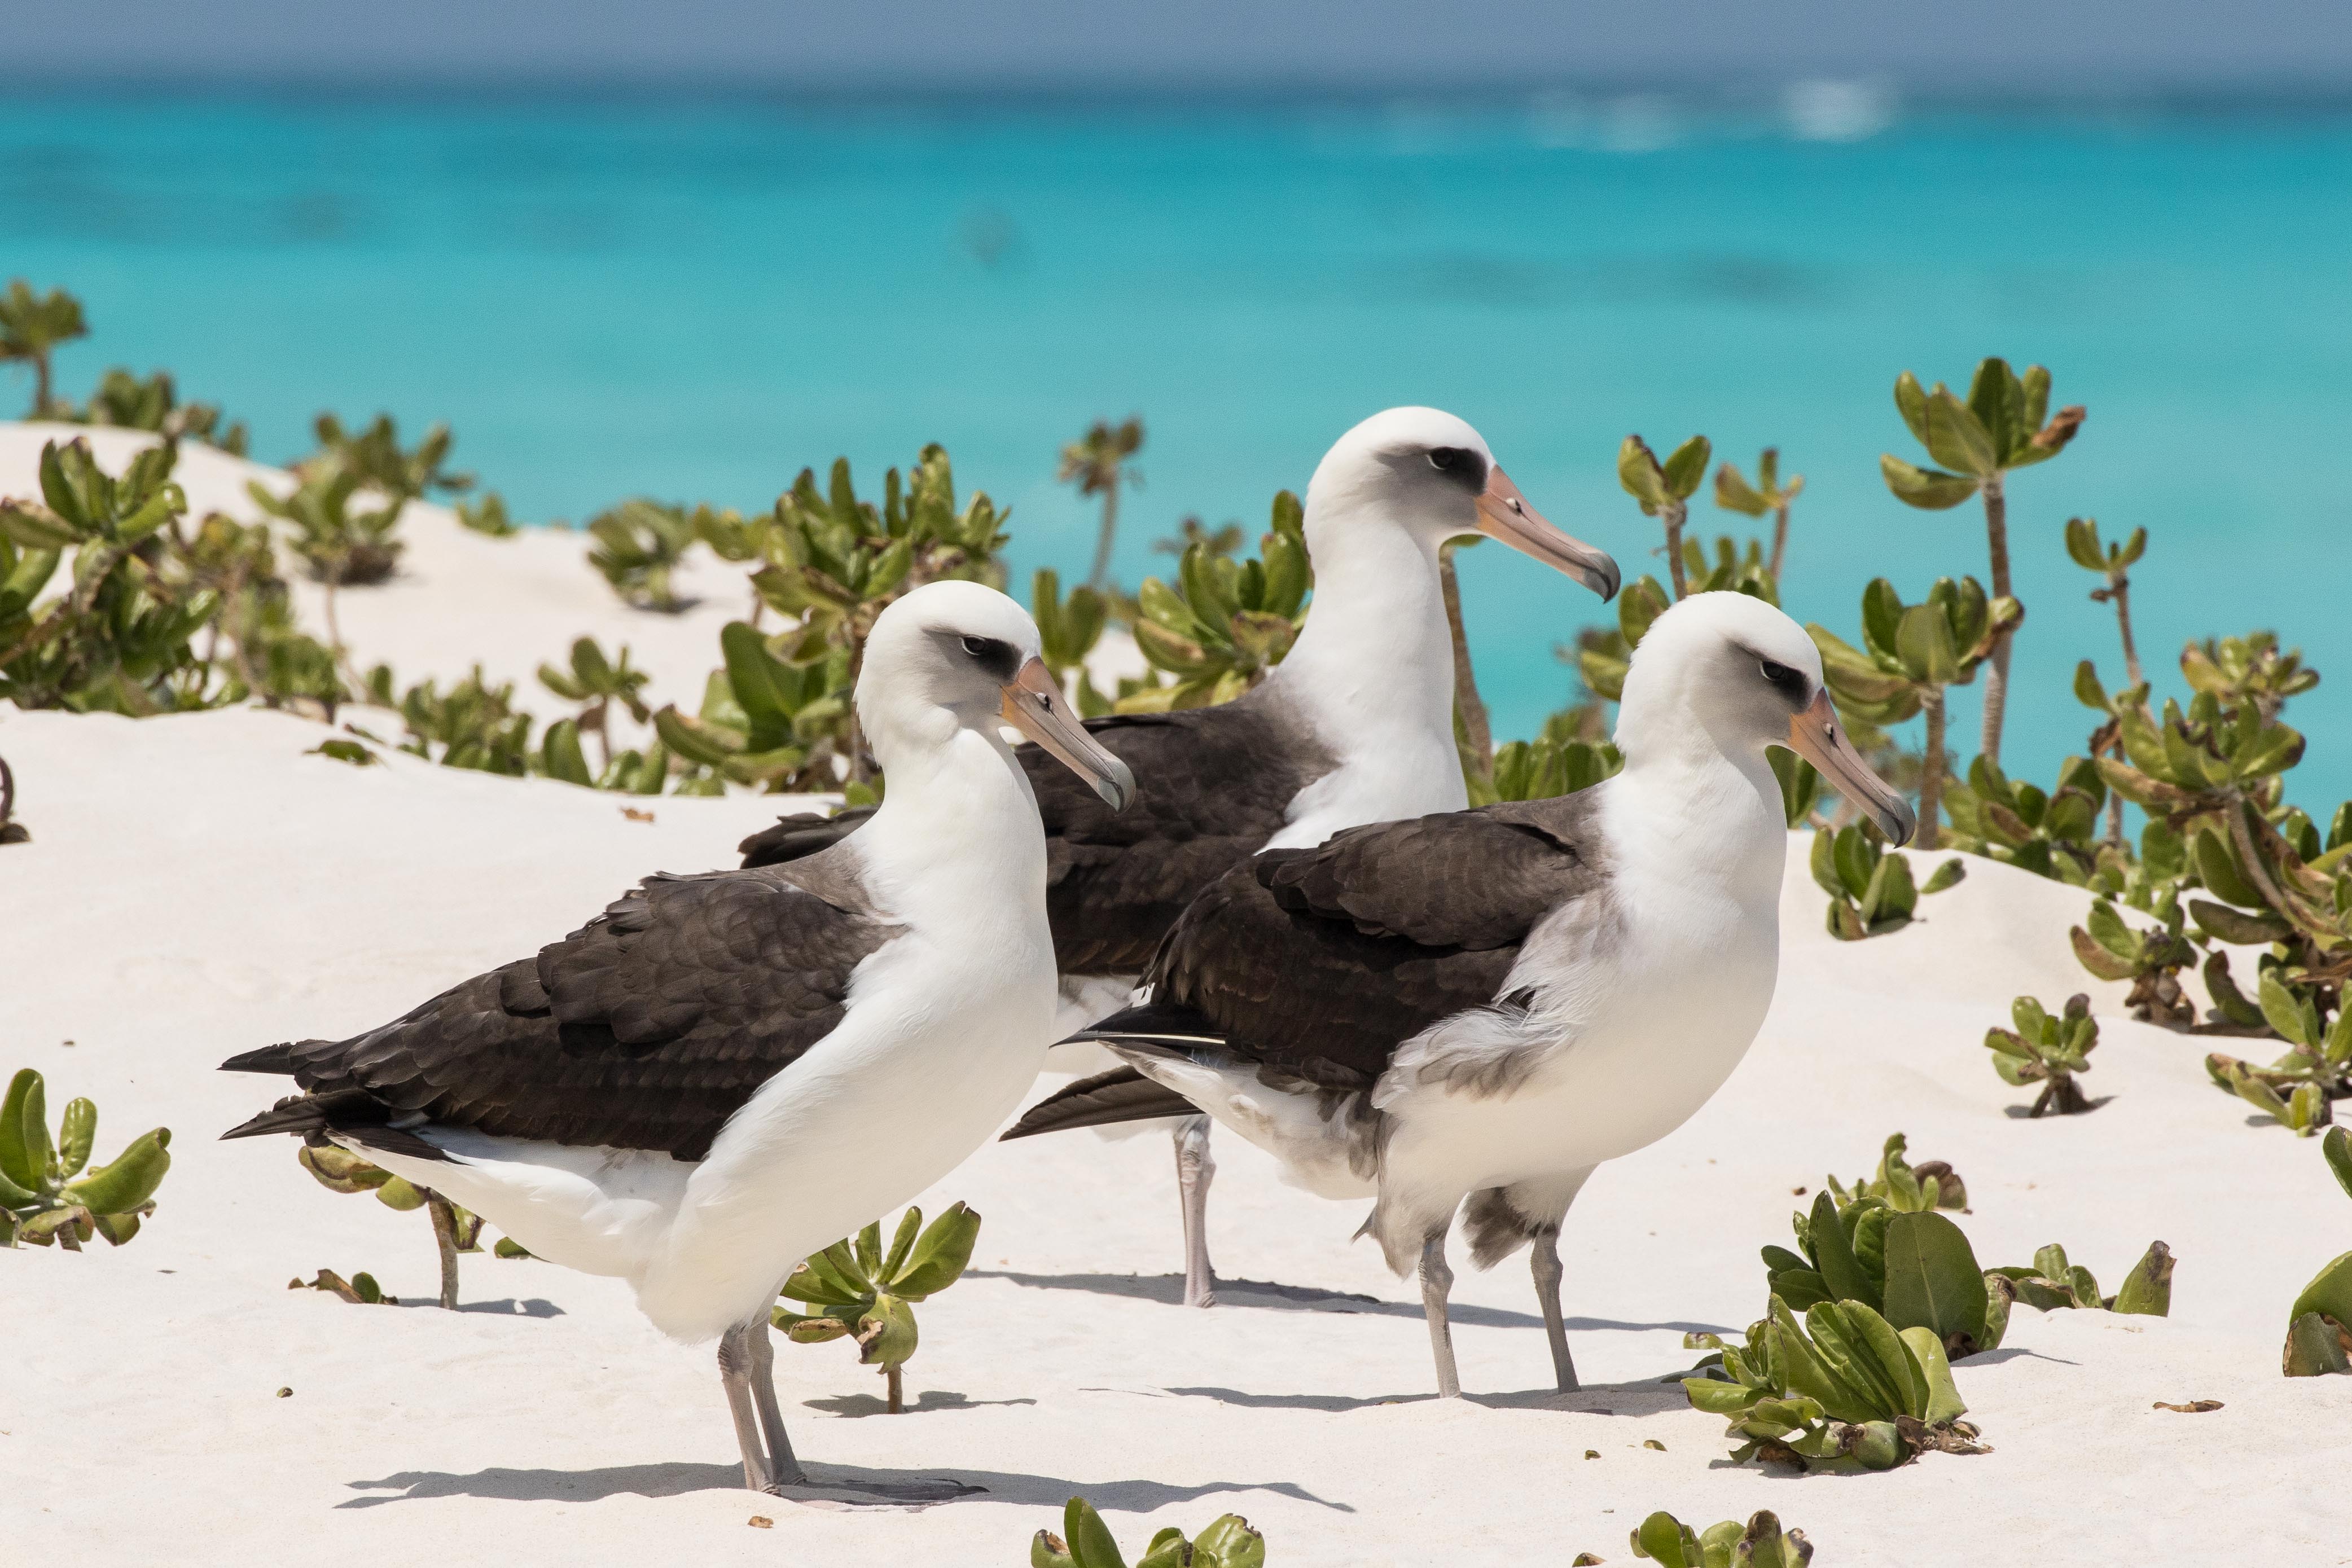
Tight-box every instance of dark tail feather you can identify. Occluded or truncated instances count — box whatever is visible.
[739,805,875,869]
[218,1089,450,1162]
[1063,999,1229,1053]
[221,1093,339,1141]
[220,1041,302,1074]
[1002,1068,1201,1140]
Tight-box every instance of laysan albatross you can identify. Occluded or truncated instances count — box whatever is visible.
[739,407,1620,1308]
[221,581,1134,1497]
[1004,591,1914,1396]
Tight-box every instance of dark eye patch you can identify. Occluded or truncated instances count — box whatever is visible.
[1757,657,1809,704]
[1425,446,1487,493]
[958,634,1020,680]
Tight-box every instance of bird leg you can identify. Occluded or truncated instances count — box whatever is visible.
[745,1314,807,1487]
[1420,1229,1462,1399]
[721,1313,974,1504]
[717,1320,780,1493]
[1173,1115,1218,1308]
[1529,1228,1579,1393]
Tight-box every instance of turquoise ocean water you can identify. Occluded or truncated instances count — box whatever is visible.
[6,90,2351,801]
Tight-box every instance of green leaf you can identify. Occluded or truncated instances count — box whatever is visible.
[2259,971,2320,1048]
[2283,1307,2352,1377]
[0,1069,42,1192]
[1807,1190,1877,1308]
[1198,1517,1265,1568]
[1064,1497,1129,1568]
[2110,1241,2174,1316]
[1967,358,2023,463]
[1895,603,1960,685]
[1923,388,1999,477]
[1880,1212,1989,1351]
[1631,1510,1705,1566]
[2324,1127,2352,1202]
[63,1126,172,1215]
[1893,370,1930,444]
[1618,435,1669,511]
[892,1200,982,1297]
[1661,435,1712,500]
[540,719,591,787]
[1896,1324,1969,1425]
[56,1097,95,1179]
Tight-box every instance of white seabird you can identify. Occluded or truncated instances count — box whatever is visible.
[1005,591,1914,1396]
[221,580,1135,1497]
[740,406,1621,1308]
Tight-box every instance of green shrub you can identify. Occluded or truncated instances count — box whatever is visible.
[1682,1298,1986,1472]
[1630,1509,1811,1567]
[1032,1497,1263,1568]
[0,1069,170,1249]
[774,1202,983,1413]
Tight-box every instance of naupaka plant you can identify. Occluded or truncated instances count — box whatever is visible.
[1713,446,1802,582]
[753,447,1011,782]
[773,1201,982,1413]
[1681,1298,1986,1472]
[587,498,712,612]
[1989,1241,2173,1317]
[1879,357,2085,765]
[1810,823,1964,941]
[1630,1509,1811,1568]
[0,437,221,715]
[0,278,87,415]
[1,1069,172,1249]
[2283,1126,2352,1376]
[296,1143,488,1310]
[1809,575,2021,846]
[1032,1497,1265,1568]
[1617,433,1710,599]
[1985,993,2100,1117]
[655,621,850,794]
[1127,489,1311,711]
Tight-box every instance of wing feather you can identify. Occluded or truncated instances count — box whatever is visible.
[232,864,901,1161]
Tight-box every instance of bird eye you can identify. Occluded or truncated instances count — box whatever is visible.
[962,636,993,658]
[1759,658,1800,690]
[1427,447,1468,472]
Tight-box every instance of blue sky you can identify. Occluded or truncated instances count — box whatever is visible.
[19,1,2352,90]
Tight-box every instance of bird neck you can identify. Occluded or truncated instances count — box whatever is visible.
[853,717,1047,926]
[1608,722,1788,908]
[1269,520,1462,801]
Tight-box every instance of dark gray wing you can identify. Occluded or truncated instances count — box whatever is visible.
[221,862,902,1161]
[740,688,1331,978]
[1140,793,1609,1088]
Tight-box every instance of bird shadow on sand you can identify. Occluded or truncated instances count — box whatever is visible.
[966,1267,1539,1328]
[390,1297,564,1317]
[1161,1379,1693,1416]
[802,1389,1038,1417]
[341,1462,1349,1513]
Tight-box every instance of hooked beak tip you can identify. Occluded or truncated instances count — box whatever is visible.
[1095,758,1137,813]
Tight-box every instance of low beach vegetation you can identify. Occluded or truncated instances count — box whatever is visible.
[1629,1508,1811,1568]
[1032,1497,1264,1568]
[2283,1127,2352,1376]
[1985,994,2101,1117]
[1682,1298,1986,1472]
[773,1201,984,1414]
[296,1143,488,1310]
[1,1069,170,1249]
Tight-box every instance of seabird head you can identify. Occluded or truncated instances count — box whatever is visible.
[857,581,1136,811]
[1616,591,1914,845]
[1303,407,1620,600]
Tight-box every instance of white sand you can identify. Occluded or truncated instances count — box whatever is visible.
[7,431,2352,1566]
